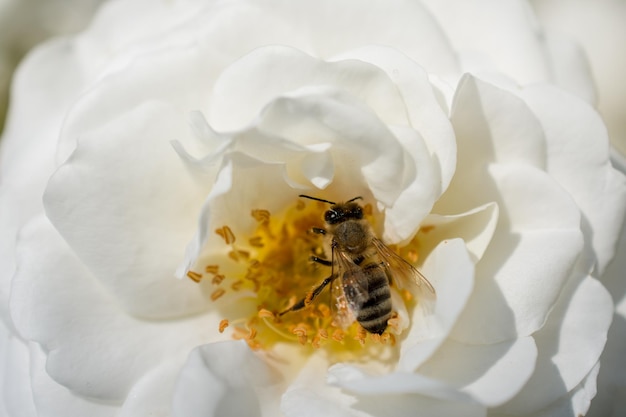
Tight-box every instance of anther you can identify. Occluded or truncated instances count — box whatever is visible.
[215,225,236,244]
[205,265,220,274]
[251,209,271,225]
[332,329,345,342]
[258,309,275,319]
[211,288,226,301]
[219,319,229,333]
[212,274,225,285]
[249,236,264,247]
[186,270,203,283]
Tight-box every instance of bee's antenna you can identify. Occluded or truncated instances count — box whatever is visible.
[299,194,336,205]
[347,196,363,203]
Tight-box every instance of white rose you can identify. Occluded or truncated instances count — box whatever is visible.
[1,1,624,416]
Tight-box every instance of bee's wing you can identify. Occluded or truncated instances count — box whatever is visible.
[329,249,368,329]
[371,237,436,296]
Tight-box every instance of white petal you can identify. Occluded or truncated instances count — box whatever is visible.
[1,39,83,179]
[331,45,457,191]
[422,0,550,83]
[243,0,459,73]
[282,353,365,417]
[54,0,225,163]
[451,164,583,344]
[417,337,537,407]
[209,45,408,132]
[255,88,409,204]
[0,39,84,319]
[1,332,37,417]
[422,202,499,262]
[542,32,596,104]
[522,363,600,417]
[172,341,282,417]
[44,101,212,319]
[0,185,23,319]
[327,365,487,417]
[496,276,613,415]
[521,84,626,275]
[588,207,626,417]
[118,358,185,417]
[382,125,440,243]
[10,215,223,402]
[437,74,547,213]
[28,344,118,417]
[399,239,475,371]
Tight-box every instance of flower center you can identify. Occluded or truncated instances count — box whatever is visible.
[187,198,421,358]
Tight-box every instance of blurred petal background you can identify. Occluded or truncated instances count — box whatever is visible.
[529,2,626,415]
[0,0,104,133]
[530,0,626,155]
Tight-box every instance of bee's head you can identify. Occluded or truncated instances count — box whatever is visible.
[325,200,363,225]
[298,195,364,225]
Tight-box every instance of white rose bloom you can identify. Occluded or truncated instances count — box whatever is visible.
[1,1,624,416]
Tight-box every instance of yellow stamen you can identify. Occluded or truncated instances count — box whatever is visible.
[201,198,425,356]
[251,209,271,225]
[420,224,435,234]
[212,274,226,285]
[258,309,275,319]
[205,265,220,274]
[219,319,229,333]
[332,329,345,342]
[249,236,264,247]
[211,288,226,301]
[215,225,236,244]
[186,270,203,283]
[354,326,367,346]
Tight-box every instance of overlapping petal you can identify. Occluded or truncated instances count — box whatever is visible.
[44,102,213,318]
[172,341,282,417]
[9,215,224,402]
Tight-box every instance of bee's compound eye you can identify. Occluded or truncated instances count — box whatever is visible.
[353,206,363,219]
[325,210,338,223]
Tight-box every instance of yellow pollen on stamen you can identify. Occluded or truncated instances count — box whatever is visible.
[219,319,229,333]
[258,309,275,319]
[186,270,203,283]
[215,225,236,245]
[249,236,264,247]
[205,265,220,274]
[211,288,226,301]
[212,274,226,285]
[197,199,427,357]
[251,209,271,225]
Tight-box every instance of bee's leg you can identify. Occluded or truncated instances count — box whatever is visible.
[310,256,332,266]
[279,276,333,315]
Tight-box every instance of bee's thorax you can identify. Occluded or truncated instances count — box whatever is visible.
[331,220,370,254]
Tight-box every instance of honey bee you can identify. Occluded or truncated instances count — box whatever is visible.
[280,195,435,335]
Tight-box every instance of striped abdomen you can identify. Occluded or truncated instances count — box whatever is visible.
[347,263,392,335]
